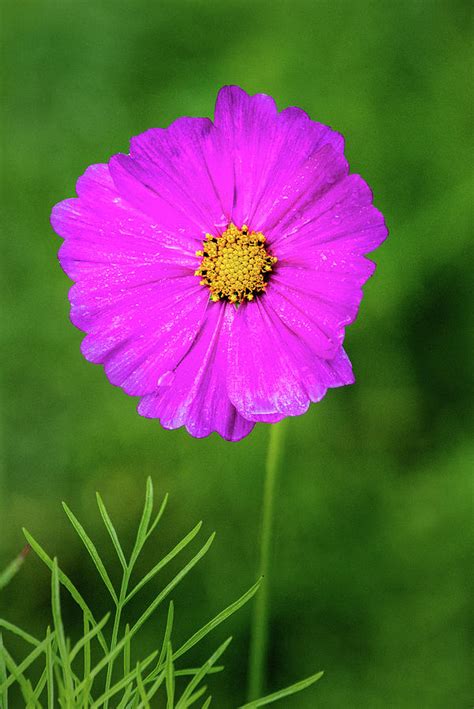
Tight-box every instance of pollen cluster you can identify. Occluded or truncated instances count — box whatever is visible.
[195,223,277,303]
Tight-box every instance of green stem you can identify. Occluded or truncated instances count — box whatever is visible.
[247,419,287,700]
[104,571,130,708]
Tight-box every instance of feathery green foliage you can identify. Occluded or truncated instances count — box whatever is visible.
[0,478,323,706]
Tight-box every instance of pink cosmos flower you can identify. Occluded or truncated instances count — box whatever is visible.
[51,86,387,441]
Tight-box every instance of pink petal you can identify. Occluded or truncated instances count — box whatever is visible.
[52,163,200,260]
[255,143,349,236]
[129,117,229,230]
[213,86,345,229]
[227,299,354,421]
[101,287,209,396]
[213,86,279,228]
[52,162,210,399]
[259,173,386,354]
[81,281,209,387]
[227,299,309,418]
[269,173,388,256]
[138,303,254,441]
[109,115,231,236]
[266,252,376,350]
[263,281,344,360]
[107,154,207,237]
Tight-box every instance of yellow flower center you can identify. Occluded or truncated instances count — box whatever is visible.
[194,223,277,303]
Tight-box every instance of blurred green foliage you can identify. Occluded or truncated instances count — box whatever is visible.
[1,0,472,706]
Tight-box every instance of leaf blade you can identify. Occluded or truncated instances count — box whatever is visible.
[0,620,40,648]
[69,613,110,664]
[176,637,232,709]
[136,663,150,709]
[62,502,118,604]
[51,557,74,701]
[0,634,8,709]
[96,492,127,571]
[173,579,261,662]
[156,602,174,673]
[0,635,52,694]
[46,627,54,709]
[165,642,174,709]
[129,477,155,570]
[131,534,215,639]
[90,651,158,709]
[23,528,109,656]
[145,493,169,542]
[238,670,324,708]
[125,523,202,605]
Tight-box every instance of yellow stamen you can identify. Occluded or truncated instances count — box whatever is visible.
[194,222,277,304]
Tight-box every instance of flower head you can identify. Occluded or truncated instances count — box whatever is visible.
[51,86,387,441]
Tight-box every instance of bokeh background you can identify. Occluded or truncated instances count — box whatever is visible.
[1,0,473,706]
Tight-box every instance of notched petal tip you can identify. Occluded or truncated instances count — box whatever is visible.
[214,84,278,125]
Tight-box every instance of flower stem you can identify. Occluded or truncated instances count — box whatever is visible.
[247,419,287,700]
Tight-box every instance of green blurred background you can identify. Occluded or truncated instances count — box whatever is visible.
[1,0,473,706]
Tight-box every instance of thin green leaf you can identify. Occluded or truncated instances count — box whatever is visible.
[176,637,232,709]
[90,651,158,709]
[201,697,212,709]
[1,646,34,703]
[103,577,129,706]
[74,640,129,698]
[52,661,65,702]
[185,685,208,706]
[136,663,150,708]
[174,667,223,677]
[69,613,110,663]
[62,502,118,604]
[23,528,108,655]
[129,477,155,570]
[141,669,166,705]
[51,558,74,702]
[96,492,127,571]
[0,633,8,709]
[82,614,91,709]
[31,666,47,701]
[156,602,174,672]
[125,523,202,605]
[0,635,51,693]
[0,620,40,647]
[123,623,131,677]
[174,579,261,662]
[145,493,169,542]
[46,628,54,709]
[0,546,29,590]
[23,680,36,707]
[165,642,174,709]
[75,619,159,702]
[238,670,324,708]
[130,534,215,639]
[116,683,134,709]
